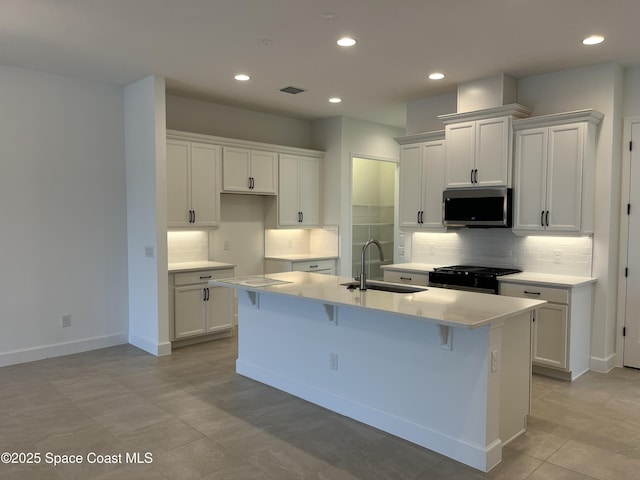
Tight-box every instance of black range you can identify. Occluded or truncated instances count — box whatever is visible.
[428,265,521,294]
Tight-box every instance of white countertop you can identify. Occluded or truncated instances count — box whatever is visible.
[381,263,443,272]
[264,254,338,261]
[382,263,595,287]
[168,261,236,273]
[498,272,596,288]
[211,271,545,329]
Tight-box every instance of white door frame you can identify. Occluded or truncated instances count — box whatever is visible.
[616,116,640,366]
[348,153,399,279]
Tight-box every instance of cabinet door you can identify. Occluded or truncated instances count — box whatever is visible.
[422,141,446,227]
[278,154,302,225]
[546,123,584,232]
[513,128,548,232]
[167,140,191,227]
[190,143,219,226]
[399,144,424,228]
[298,156,320,226]
[533,303,569,370]
[250,150,277,194]
[222,147,251,192]
[174,285,207,339]
[475,117,510,187]
[445,122,475,188]
[206,286,233,333]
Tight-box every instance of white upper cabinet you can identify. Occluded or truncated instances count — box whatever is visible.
[167,139,220,228]
[275,154,321,227]
[397,132,446,230]
[513,110,603,234]
[439,104,533,189]
[222,147,277,194]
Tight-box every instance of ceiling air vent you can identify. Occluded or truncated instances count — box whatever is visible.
[280,86,306,95]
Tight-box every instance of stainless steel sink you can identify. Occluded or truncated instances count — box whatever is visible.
[341,280,427,294]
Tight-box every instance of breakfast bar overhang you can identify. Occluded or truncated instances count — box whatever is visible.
[212,271,545,472]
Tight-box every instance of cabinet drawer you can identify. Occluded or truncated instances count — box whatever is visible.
[174,268,235,286]
[383,270,429,286]
[500,282,569,304]
[292,259,336,272]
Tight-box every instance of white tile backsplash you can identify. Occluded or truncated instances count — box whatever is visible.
[265,226,339,257]
[167,230,209,263]
[410,230,592,276]
[310,226,340,257]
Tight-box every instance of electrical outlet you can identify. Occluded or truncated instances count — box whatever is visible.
[145,246,154,259]
[329,353,339,370]
[61,314,71,328]
[223,240,230,251]
[553,250,562,264]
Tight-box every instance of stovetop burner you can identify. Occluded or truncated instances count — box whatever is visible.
[429,265,521,294]
[433,265,521,276]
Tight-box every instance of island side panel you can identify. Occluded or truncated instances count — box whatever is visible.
[235,290,508,472]
[499,310,533,445]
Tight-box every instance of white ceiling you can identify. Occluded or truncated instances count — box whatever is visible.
[2,0,639,128]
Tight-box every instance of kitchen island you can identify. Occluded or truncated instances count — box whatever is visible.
[212,271,545,472]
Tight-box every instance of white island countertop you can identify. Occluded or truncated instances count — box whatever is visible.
[212,271,545,329]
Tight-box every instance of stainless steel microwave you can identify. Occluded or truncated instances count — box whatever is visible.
[443,187,512,228]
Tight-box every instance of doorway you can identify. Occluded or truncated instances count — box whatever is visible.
[621,118,640,367]
[351,156,396,280]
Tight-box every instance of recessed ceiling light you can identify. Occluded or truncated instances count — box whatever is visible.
[234,74,250,81]
[329,97,342,104]
[582,35,604,45]
[428,72,445,80]
[337,37,356,47]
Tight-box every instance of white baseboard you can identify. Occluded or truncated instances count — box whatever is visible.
[0,333,128,367]
[590,353,616,373]
[128,334,172,356]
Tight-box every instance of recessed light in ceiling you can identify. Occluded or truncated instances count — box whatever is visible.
[428,72,445,80]
[329,97,342,104]
[234,74,250,81]
[582,35,604,45]
[337,37,356,47]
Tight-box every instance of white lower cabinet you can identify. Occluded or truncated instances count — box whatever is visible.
[382,269,429,286]
[500,280,592,381]
[170,268,235,344]
[265,258,336,275]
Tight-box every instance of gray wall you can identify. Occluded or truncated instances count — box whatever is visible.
[0,65,129,365]
[166,94,313,149]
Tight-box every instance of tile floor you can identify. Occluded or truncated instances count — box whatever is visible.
[1,333,640,479]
